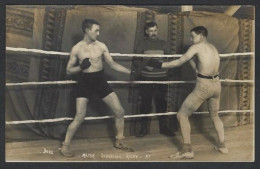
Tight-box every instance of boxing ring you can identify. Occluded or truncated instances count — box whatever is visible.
[4,5,255,162]
[5,47,254,125]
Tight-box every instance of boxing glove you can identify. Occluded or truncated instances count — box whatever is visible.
[80,58,91,70]
[147,59,162,69]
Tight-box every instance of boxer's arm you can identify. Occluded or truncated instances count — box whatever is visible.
[103,44,131,74]
[66,46,81,75]
[162,45,198,69]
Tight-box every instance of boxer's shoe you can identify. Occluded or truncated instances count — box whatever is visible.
[169,143,194,159]
[114,139,134,152]
[60,142,74,157]
[214,142,229,154]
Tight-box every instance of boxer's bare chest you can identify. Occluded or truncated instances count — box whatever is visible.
[77,42,104,62]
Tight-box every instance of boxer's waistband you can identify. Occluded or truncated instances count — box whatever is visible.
[197,73,219,79]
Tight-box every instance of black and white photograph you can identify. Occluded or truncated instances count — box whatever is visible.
[5,5,255,162]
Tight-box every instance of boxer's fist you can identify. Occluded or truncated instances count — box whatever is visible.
[147,59,162,69]
[80,58,91,70]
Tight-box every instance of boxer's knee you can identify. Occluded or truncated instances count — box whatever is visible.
[177,112,189,121]
[177,104,193,121]
[208,104,219,119]
[114,107,125,118]
[210,111,218,118]
[209,111,220,122]
[74,112,85,124]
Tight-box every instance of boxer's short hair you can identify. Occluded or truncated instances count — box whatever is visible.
[190,26,208,37]
[82,19,99,33]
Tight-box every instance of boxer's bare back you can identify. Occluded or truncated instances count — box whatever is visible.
[192,42,220,76]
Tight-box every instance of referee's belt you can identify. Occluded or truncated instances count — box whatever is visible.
[197,73,219,79]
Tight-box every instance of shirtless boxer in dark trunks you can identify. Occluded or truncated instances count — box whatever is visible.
[60,19,133,157]
[147,26,228,159]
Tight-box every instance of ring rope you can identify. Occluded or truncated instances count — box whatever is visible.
[5,47,254,125]
[6,47,254,58]
[5,110,254,125]
[6,79,254,87]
